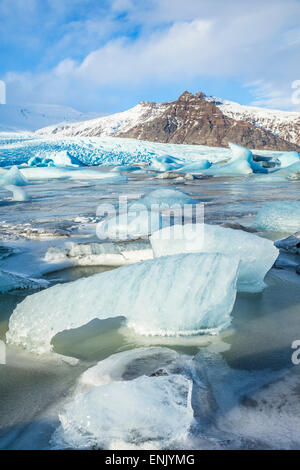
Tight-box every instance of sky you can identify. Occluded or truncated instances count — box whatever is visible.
[1,0,300,113]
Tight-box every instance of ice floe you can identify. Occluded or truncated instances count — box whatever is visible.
[7,253,239,354]
[150,223,278,292]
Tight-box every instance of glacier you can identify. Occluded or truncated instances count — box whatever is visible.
[53,374,193,450]
[253,202,300,233]
[150,223,278,292]
[6,253,239,354]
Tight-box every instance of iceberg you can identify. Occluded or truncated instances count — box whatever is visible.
[79,347,179,387]
[203,143,253,176]
[53,374,193,450]
[275,232,300,254]
[276,151,300,168]
[177,160,211,173]
[0,166,28,186]
[253,202,300,233]
[150,223,279,292]
[19,166,127,182]
[7,253,239,354]
[150,155,183,172]
[138,188,197,209]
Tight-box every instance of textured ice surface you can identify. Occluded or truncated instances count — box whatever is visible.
[79,347,179,387]
[253,202,300,233]
[53,374,193,450]
[0,270,48,294]
[7,253,239,353]
[150,224,278,292]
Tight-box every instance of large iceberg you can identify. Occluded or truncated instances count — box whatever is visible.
[177,160,211,173]
[253,202,300,233]
[276,151,300,169]
[150,155,183,172]
[203,143,253,176]
[150,223,278,292]
[53,374,193,450]
[7,253,239,354]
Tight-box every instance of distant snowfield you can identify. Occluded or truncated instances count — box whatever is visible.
[0,103,101,133]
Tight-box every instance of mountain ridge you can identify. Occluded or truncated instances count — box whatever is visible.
[36,91,300,151]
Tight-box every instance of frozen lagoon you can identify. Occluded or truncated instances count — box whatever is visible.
[1,134,300,450]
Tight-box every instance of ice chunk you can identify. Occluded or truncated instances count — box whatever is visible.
[79,347,179,387]
[0,166,28,186]
[53,374,193,450]
[138,188,197,209]
[277,151,300,168]
[0,270,48,294]
[46,241,153,266]
[275,232,300,254]
[19,167,126,181]
[203,143,253,176]
[253,202,300,233]
[150,223,278,292]
[96,210,162,241]
[7,253,239,354]
[150,155,183,172]
[4,185,30,202]
[177,160,211,173]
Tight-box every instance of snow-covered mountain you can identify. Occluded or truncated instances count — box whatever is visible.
[0,103,100,133]
[36,101,168,137]
[205,96,300,146]
[36,92,300,151]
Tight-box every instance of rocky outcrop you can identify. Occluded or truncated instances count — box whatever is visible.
[119,92,300,151]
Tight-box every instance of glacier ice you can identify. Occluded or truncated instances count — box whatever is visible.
[0,166,28,186]
[275,232,300,254]
[19,166,127,182]
[276,151,300,168]
[177,160,211,173]
[150,155,183,172]
[79,347,179,387]
[150,223,279,292]
[203,143,253,176]
[45,241,153,266]
[7,253,239,354]
[253,202,300,233]
[53,374,193,450]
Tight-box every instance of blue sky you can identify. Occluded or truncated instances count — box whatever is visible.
[1,0,300,113]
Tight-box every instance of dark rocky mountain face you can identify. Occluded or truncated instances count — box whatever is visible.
[119,91,300,151]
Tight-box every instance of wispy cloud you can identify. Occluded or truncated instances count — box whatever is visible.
[2,0,300,111]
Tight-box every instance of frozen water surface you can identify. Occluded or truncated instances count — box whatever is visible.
[1,134,300,450]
